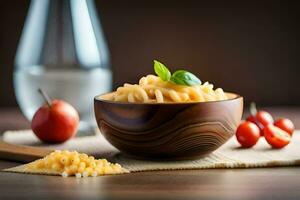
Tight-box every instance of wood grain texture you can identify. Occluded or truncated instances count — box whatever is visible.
[1,161,300,200]
[94,93,243,159]
[1,108,300,200]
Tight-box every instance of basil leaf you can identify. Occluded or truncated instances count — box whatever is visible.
[171,70,201,86]
[154,60,171,81]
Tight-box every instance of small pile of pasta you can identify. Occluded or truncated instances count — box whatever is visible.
[109,75,228,103]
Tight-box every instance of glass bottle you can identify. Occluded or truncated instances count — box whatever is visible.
[13,0,111,134]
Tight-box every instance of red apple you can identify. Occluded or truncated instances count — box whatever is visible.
[31,89,79,143]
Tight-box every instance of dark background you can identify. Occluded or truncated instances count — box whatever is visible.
[1,0,300,107]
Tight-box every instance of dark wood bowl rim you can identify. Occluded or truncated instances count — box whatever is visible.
[94,92,243,105]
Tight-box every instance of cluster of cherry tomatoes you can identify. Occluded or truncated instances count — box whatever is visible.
[236,103,294,149]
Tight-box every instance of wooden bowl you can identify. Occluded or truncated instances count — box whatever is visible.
[94,93,243,160]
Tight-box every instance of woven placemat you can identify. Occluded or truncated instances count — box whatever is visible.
[2,130,300,172]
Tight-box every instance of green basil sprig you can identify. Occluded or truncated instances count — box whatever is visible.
[154,60,171,81]
[153,60,201,86]
[170,70,201,86]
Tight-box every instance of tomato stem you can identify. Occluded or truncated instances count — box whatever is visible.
[38,88,52,108]
[249,102,257,116]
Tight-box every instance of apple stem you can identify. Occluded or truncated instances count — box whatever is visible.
[38,88,52,108]
[249,102,257,116]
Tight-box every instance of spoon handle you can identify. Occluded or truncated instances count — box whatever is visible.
[0,141,51,163]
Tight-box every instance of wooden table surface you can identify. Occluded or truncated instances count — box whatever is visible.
[1,107,300,200]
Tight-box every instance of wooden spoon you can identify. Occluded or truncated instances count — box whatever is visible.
[0,141,51,163]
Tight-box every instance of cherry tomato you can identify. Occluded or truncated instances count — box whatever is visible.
[236,121,260,148]
[264,124,291,149]
[246,115,264,136]
[256,111,274,126]
[274,118,294,136]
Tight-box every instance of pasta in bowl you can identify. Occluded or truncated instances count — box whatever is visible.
[94,60,243,160]
[102,75,228,103]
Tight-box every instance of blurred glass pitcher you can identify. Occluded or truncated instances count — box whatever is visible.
[14,0,112,134]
